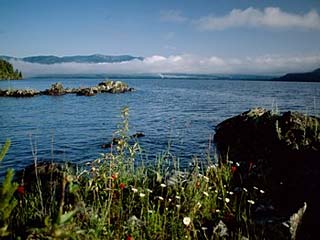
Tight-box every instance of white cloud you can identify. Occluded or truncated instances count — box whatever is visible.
[11,54,320,77]
[195,7,320,30]
[160,10,187,23]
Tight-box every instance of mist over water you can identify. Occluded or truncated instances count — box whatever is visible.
[0,77,319,176]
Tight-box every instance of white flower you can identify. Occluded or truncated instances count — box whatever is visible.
[203,176,210,182]
[175,195,181,200]
[183,217,191,226]
[139,193,146,198]
[260,189,265,194]
[215,209,220,213]
[225,198,230,203]
[176,204,181,208]
[228,191,234,195]
[147,189,153,193]
[201,227,208,231]
[253,186,258,190]
[243,188,248,192]
[203,191,209,197]
[131,187,138,193]
[196,202,202,208]
[160,183,167,188]
[168,198,172,202]
[247,200,255,205]
[158,196,164,201]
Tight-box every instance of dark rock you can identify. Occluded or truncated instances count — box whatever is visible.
[101,132,145,149]
[131,132,145,138]
[76,88,96,96]
[0,88,39,97]
[214,108,320,239]
[42,82,66,96]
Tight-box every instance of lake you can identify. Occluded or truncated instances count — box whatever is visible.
[0,77,319,176]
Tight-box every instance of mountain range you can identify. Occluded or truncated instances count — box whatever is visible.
[0,54,144,64]
[272,68,320,82]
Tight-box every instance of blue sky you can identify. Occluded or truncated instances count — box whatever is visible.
[1,0,320,75]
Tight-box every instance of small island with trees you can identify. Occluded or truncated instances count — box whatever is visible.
[0,59,23,80]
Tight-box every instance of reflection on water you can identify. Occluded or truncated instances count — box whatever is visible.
[0,77,319,175]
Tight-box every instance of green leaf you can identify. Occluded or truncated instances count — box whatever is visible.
[58,209,77,225]
[0,139,10,163]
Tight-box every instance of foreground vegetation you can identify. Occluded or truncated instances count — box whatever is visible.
[0,59,23,80]
[1,107,267,239]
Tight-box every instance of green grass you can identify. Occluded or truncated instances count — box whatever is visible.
[0,107,263,239]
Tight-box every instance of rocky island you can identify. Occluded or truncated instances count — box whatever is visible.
[0,80,134,97]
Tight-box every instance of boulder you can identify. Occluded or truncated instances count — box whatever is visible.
[76,88,96,96]
[214,108,320,239]
[42,82,66,96]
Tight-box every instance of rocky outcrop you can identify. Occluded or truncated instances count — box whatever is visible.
[214,108,320,239]
[0,80,134,97]
[42,82,66,96]
[0,88,39,97]
[101,132,145,148]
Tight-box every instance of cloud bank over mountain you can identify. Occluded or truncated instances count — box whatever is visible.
[9,53,320,77]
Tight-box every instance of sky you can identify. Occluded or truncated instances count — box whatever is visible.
[1,0,320,75]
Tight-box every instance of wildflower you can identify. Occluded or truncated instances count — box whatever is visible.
[158,196,164,201]
[119,183,125,190]
[247,200,255,205]
[183,217,191,226]
[131,187,138,193]
[91,167,97,172]
[126,235,134,240]
[243,188,248,192]
[139,193,146,198]
[225,198,230,203]
[160,183,166,188]
[231,166,237,173]
[146,189,153,193]
[17,185,25,195]
[66,175,73,182]
[228,191,234,195]
[201,227,208,231]
[215,209,220,213]
[203,176,210,182]
[111,173,118,180]
[168,198,172,202]
[260,189,265,194]
[253,186,258,190]
[236,162,240,167]
[175,195,181,200]
[176,204,181,208]
[203,191,209,197]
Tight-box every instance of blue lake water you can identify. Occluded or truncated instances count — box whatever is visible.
[0,77,319,176]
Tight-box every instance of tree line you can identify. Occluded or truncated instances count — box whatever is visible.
[0,59,23,80]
